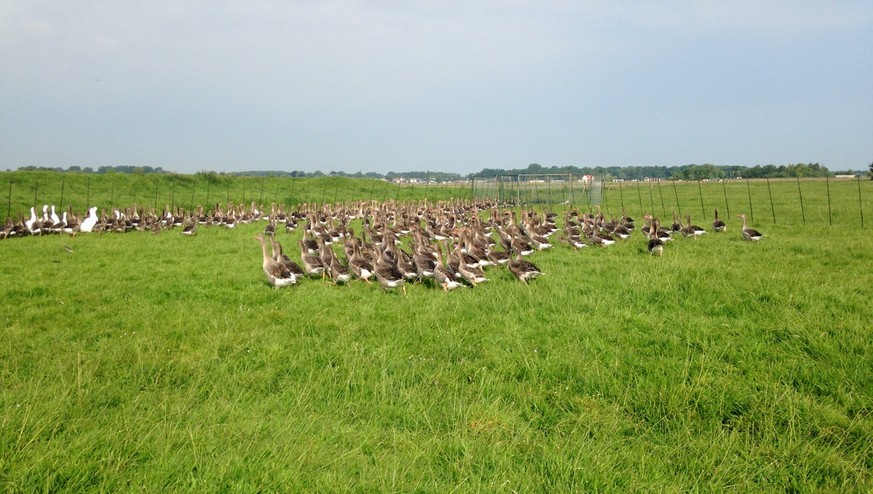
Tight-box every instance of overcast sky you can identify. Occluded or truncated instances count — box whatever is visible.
[2,1,872,175]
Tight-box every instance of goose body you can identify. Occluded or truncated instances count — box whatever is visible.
[647,219,664,256]
[299,240,325,276]
[712,209,727,232]
[256,234,296,287]
[508,252,543,284]
[738,214,763,241]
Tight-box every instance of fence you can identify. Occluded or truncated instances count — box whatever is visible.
[2,171,871,227]
[469,174,872,227]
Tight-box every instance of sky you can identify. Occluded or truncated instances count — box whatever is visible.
[1,1,872,175]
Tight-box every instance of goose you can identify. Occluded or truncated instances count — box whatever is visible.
[737,214,763,241]
[1,217,15,239]
[412,239,436,279]
[28,207,43,235]
[434,244,465,291]
[255,234,296,287]
[454,245,488,286]
[298,239,325,276]
[647,219,664,256]
[348,242,375,282]
[181,214,197,236]
[80,207,98,233]
[681,215,706,237]
[62,210,80,236]
[263,219,276,237]
[325,248,352,284]
[25,207,39,234]
[508,250,543,284]
[373,244,407,295]
[271,239,305,278]
[712,208,727,232]
[670,211,682,234]
[49,205,60,228]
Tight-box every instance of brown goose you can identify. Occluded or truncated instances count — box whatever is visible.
[681,215,706,237]
[256,234,296,287]
[647,219,664,256]
[434,244,465,291]
[737,214,763,241]
[348,242,375,282]
[326,248,352,284]
[272,239,305,278]
[454,244,488,286]
[712,208,727,232]
[374,244,407,295]
[298,239,325,276]
[508,250,543,284]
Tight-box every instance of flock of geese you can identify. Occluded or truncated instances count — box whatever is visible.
[255,201,547,292]
[1,200,764,292]
[251,202,765,291]
[2,201,278,237]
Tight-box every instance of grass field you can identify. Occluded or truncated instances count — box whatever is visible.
[2,172,872,491]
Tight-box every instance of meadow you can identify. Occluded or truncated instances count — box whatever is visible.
[1,172,872,492]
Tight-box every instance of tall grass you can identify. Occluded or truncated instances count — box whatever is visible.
[1,173,872,491]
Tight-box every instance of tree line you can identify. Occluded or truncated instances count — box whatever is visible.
[470,162,866,180]
[13,162,871,181]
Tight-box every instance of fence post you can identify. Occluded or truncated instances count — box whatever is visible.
[796,176,805,224]
[721,178,730,217]
[826,175,832,226]
[618,180,624,212]
[647,182,656,218]
[602,176,608,215]
[259,177,265,206]
[766,177,775,223]
[424,171,430,204]
[33,179,39,207]
[59,176,65,209]
[672,180,681,217]
[636,181,644,216]
[657,180,666,218]
[697,179,705,220]
[568,174,573,206]
[858,176,864,228]
[6,179,12,221]
[746,179,753,224]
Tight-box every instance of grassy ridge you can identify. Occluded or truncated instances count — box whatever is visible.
[2,200,872,491]
[0,172,472,220]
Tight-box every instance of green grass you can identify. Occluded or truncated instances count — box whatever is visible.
[1,174,873,491]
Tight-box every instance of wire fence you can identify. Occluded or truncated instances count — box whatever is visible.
[469,174,871,227]
[2,172,871,228]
